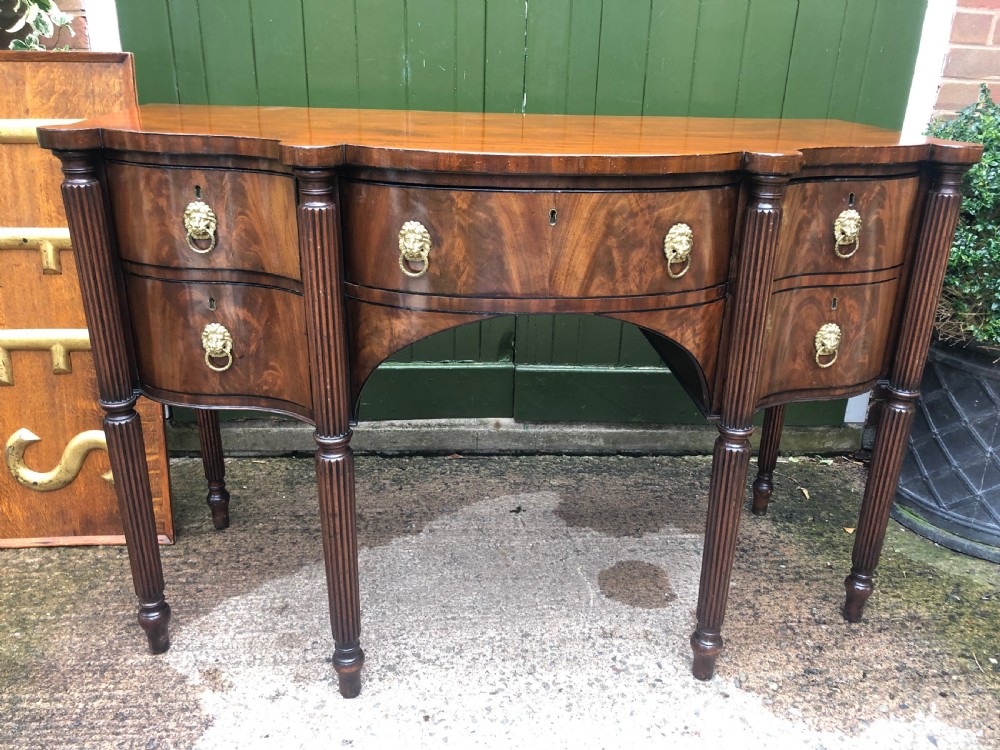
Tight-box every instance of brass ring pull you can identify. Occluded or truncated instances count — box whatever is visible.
[201,322,234,372]
[663,223,693,279]
[398,220,432,278]
[814,323,842,369]
[183,200,218,254]
[833,208,861,259]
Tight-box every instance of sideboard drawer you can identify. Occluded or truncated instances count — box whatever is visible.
[756,280,900,401]
[123,275,312,416]
[341,182,738,298]
[107,162,301,281]
[774,177,919,280]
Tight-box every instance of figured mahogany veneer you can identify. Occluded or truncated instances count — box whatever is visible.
[341,181,737,299]
[38,106,981,699]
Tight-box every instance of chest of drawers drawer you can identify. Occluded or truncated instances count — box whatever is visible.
[123,274,312,418]
[774,176,919,281]
[756,278,900,402]
[106,161,300,281]
[341,182,738,299]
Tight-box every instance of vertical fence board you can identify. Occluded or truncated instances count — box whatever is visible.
[483,0,528,112]
[198,0,258,105]
[781,1,847,119]
[688,0,750,117]
[524,0,573,113]
[564,0,603,114]
[165,0,208,105]
[854,0,926,128]
[407,0,458,110]
[455,1,487,111]
[302,0,360,108]
[249,0,309,107]
[355,0,407,108]
[827,0,876,122]
[642,0,699,116]
[117,0,178,103]
[594,0,652,115]
[734,0,798,118]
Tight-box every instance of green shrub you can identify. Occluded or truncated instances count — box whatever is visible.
[926,84,1000,349]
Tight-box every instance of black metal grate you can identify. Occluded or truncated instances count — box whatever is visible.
[893,345,1000,562]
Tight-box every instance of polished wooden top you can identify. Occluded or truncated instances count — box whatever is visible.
[38,104,982,174]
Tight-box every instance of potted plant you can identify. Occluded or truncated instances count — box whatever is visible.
[892,84,1000,562]
[2,0,73,50]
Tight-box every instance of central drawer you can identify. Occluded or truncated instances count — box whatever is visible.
[341,182,738,298]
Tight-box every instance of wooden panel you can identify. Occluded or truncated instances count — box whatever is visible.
[775,177,920,281]
[124,275,312,417]
[757,279,901,402]
[688,0,749,118]
[0,52,172,546]
[166,0,209,105]
[199,1,259,106]
[483,0,528,112]
[642,0,699,116]
[407,0,459,111]
[302,0,360,108]
[780,1,848,120]
[114,1,178,103]
[734,0,798,118]
[341,183,737,298]
[106,161,301,281]
[250,0,309,107]
[594,0,651,115]
[356,0,407,109]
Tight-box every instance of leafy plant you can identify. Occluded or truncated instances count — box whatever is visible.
[926,84,1000,350]
[5,0,73,50]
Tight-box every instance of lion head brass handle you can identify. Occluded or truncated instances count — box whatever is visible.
[814,322,842,369]
[663,223,693,279]
[183,200,218,254]
[398,220,432,278]
[833,208,861,259]
[201,322,233,372]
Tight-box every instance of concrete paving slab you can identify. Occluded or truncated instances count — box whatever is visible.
[1,455,997,749]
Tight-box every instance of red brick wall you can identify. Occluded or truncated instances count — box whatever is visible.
[32,0,90,50]
[936,0,1000,115]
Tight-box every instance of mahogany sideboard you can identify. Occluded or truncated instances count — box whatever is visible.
[38,107,980,698]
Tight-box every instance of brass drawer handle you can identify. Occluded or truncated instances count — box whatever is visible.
[663,223,693,279]
[184,200,218,254]
[201,323,233,372]
[833,208,861,259]
[398,220,432,278]
[814,323,841,369]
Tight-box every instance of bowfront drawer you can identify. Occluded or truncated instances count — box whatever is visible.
[756,279,900,402]
[106,161,301,281]
[774,177,919,280]
[341,182,737,298]
[123,274,312,417]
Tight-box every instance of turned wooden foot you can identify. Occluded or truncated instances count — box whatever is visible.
[690,630,723,680]
[843,572,872,623]
[334,641,365,698]
[196,409,230,530]
[751,404,785,516]
[138,600,172,653]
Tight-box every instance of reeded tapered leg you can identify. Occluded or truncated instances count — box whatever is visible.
[196,408,230,529]
[297,167,365,697]
[56,148,170,653]
[752,404,785,515]
[316,432,364,698]
[844,393,914,621]
[105,400,171,652]
[692,426,754,679]
[691,166,792,679]
[842,160,973,623]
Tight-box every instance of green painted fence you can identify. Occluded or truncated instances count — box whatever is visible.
[117,0,927,424]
